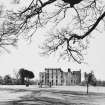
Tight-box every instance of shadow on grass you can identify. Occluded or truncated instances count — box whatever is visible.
[1,89,105,105]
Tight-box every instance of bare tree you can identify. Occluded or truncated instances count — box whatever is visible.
[40,28,87,63]
[13,69,21,84]
[84,71,96,94]
[0,4,18,53]
[1,0,105,61]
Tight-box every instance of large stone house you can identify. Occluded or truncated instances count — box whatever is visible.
[39,68,81,86]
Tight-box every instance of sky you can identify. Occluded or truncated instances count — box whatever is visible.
[0,0,105,80]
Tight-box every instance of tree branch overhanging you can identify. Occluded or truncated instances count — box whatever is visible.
[68,11,105,41]
[0,0,105,62]
[41,7,105,63]
[4,0,87,36]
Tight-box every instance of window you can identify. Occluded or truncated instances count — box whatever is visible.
[56,79,58,85]
[52,80,53,85]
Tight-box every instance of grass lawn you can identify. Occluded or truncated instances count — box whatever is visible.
[0,85,105,105]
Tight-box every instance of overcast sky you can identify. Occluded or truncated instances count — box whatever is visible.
[0,0,105,80]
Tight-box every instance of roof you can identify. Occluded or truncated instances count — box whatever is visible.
[72,70,81,75]
[45,68,62,71]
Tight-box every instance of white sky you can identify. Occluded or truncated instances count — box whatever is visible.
[0,0,105,80]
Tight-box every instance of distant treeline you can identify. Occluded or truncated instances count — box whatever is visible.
[0,69,105,87]
[0,68,37,85]
[81,80,105,86]
[95,80,105,86]
[0,75,37,85]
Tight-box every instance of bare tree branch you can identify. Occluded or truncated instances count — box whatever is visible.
[40,29,85,63]
[1,0,105,62]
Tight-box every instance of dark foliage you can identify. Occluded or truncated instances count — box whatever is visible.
[19,68,34,85]
[3,75,12,85]
[62,0,82,7]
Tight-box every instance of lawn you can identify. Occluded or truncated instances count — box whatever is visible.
[0,85,105,105]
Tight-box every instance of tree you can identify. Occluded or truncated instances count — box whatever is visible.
[0,4,18,53]
[3,75,12,85]
[19,68,34,85]
[0,76,3,84]
[13,70,21,85]
[0,0,105,63]
[84,71,96,94]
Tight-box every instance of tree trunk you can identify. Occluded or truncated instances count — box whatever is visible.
[26,77,29,87]
[21,77,25,85]
[87,83,89,94]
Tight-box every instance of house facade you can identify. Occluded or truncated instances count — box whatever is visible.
[39,68,81,86]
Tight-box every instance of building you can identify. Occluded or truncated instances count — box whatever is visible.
[39,68,81,86]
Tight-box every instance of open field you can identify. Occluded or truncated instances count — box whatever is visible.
[0,85,105,105]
